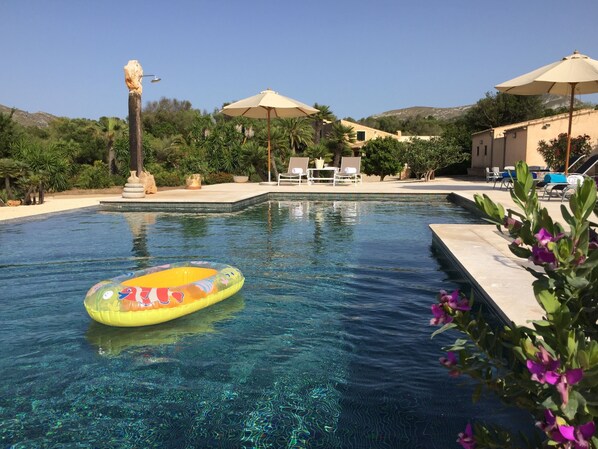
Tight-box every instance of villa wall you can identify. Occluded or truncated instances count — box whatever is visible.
[470,109,598,176]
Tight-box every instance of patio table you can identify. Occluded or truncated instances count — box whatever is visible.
[308,167,338,184]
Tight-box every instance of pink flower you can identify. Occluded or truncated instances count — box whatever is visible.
[546,368,583,406]
[439,351,460,377]
[457,423,476,449]
[526,346,560,384]
[527,346,583,405]
[530,245,557,267]
[439,290,471,311]
[430,303,453,326]
[535,228,558,246]
[553,420,595,449]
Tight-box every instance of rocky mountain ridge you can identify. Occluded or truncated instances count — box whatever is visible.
[373,94,588,121]
[0,104,59,128]
[1,94,592,129]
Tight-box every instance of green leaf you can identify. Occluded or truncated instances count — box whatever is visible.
[534,287,560,314]
[578,350,589,369]
[431,322,457,339]
[562,390,585,420]
[567,332,578,359]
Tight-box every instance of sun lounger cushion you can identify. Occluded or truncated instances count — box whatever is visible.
[291,168,304,174]
[543,173,567,183]
[343,167,357,174]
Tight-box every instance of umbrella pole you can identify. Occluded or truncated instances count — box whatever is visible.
[267,109,271,183]
[564,82,576,175]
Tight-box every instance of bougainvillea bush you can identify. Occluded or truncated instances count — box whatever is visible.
[431,162,598,448]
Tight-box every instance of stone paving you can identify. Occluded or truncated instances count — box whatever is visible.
[1,177,574,325]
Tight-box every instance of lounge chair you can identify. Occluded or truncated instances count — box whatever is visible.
[543,174,587,202]
[540,154,598,200]
[485,167,501,183]
[277,157,309,185]
[495,166,516,190]
[536,154,596,188]
[333,157,362,186]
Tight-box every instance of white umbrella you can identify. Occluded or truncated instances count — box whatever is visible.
[496,50,598,173]
[221,89,318,183]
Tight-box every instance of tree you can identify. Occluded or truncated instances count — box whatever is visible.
[142,97,198,139]
[0,158,26,199]
[537,133,593,171]
[402,137,469,181]
[325,122,356,167]
[463,92,545,132]
[13,139,72,192]
[98,117,125,175]
[312,104,335,144]
[0,109,21,158]
[362,137,405,181]
[46,117,105,164]
[275,117,314,155]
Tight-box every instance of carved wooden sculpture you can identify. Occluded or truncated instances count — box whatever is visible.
[124,60,143,175]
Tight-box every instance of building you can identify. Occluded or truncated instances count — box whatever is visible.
[469,109,598,176]
[323,119,436,155]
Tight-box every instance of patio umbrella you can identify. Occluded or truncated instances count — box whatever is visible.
[495,50,598,174]
[221,89,318,184]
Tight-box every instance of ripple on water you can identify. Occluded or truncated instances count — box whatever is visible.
[0,201,531,448]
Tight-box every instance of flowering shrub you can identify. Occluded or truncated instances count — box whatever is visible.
[431,162,598,448]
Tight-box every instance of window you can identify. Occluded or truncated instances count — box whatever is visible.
[356,131,366,141]
[484,145,487,156]
[476,146,479,156]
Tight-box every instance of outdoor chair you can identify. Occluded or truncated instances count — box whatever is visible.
[539,154,598,198]
[277,157,309,186]
[536,154,597,188]
[485,167,502,183]
[496,166,516,190]
[333,157,362,186]
[542,174,586,202]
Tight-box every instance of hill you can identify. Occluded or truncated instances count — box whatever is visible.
[373,105,471,121]
[372,95,587,121]
[0,104,58,128]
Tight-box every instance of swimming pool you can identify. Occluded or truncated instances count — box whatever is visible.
[0,199,529,448]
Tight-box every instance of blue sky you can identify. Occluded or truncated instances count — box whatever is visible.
[2,0,598,120]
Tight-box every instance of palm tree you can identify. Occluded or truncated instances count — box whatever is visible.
[326,122,356,167]
[275,117,314,155]
[98,117,124,175]
[0,158,26,199]
[312,104,335,145]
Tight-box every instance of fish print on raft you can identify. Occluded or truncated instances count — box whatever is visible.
[117,286,185,307]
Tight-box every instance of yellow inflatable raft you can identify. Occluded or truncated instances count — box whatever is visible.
[84,261,244,327]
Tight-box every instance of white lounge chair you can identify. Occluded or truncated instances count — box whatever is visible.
[485,167,501,183]
[333,157,362,186]
[278,157,309,185]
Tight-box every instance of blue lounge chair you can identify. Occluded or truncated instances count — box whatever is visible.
[540,154,598,200]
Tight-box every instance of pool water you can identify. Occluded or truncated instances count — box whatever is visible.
[0,200,528,448]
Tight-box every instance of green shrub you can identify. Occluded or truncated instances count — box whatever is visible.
[144,163,185,187]
[74,161,113,189]
[203,172,234,185]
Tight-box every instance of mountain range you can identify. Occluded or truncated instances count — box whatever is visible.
[372,94,585,121]
[0,95,591,129]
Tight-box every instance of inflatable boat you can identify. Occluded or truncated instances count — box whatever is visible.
[84,261,244,327]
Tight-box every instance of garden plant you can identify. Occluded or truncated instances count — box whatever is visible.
[432,162,598,448]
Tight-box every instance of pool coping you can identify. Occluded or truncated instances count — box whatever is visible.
[98,192,449,213]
